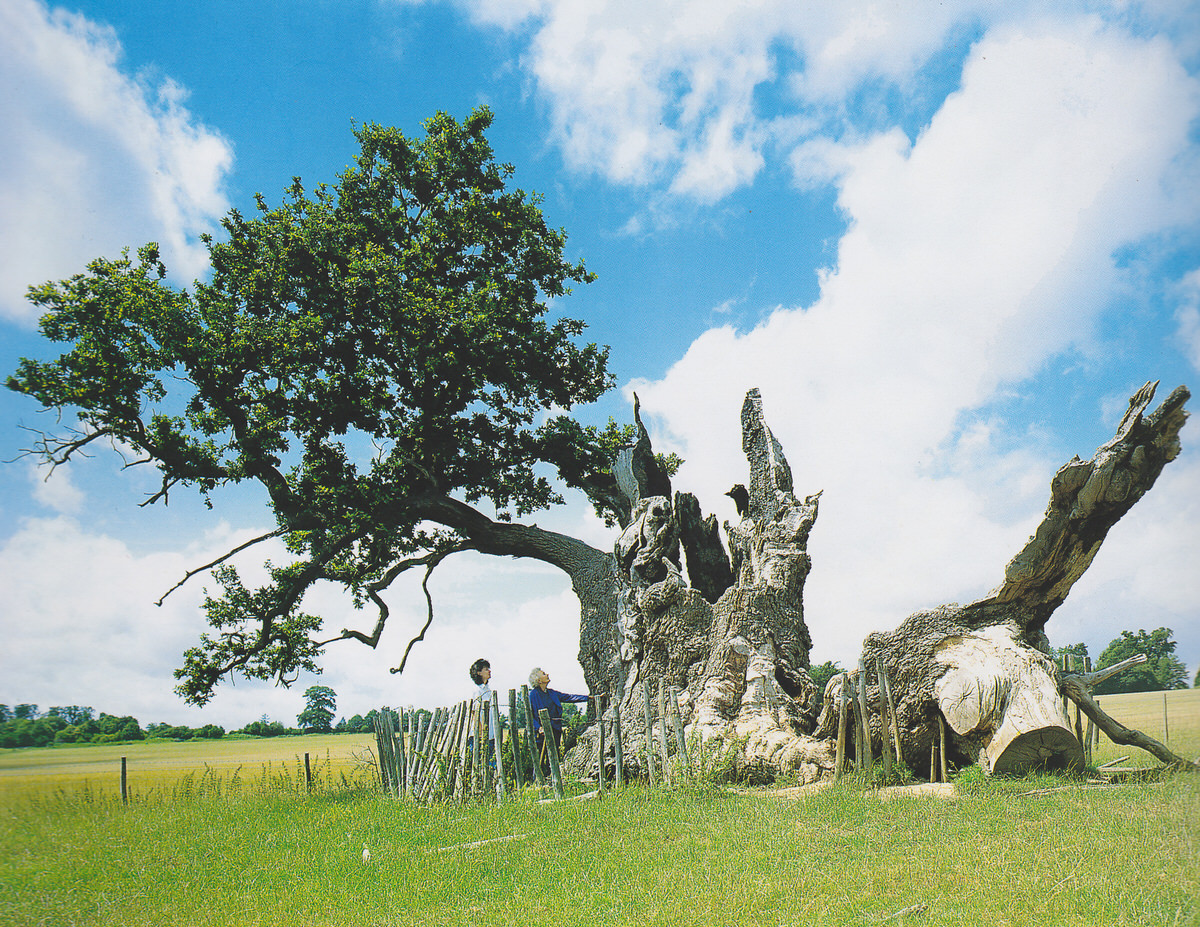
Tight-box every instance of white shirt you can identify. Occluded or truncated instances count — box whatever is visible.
[474,681,497,739]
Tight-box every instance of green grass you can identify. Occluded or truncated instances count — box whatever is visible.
[0,775,1196,926]
[0,693,1197,926]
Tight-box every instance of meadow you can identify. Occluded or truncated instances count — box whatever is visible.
[0,689,1197,927]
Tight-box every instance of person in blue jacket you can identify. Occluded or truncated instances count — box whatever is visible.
[527,666,588,769]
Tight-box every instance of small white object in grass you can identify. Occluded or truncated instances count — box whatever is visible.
[362,843,371,864]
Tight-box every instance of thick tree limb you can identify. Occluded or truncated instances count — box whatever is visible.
[1073,653,1147,689]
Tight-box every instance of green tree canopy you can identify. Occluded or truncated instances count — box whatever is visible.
[298,685,337,732]
[9,108,622,706]
[1094,628,1188,694]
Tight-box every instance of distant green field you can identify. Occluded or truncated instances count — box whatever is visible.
[0,734,378,802]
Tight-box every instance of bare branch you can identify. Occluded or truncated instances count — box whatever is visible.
[155,529,285,606]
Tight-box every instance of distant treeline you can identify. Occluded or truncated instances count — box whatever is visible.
[0,703,385,749]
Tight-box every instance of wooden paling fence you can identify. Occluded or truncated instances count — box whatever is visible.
[370,678,693,803]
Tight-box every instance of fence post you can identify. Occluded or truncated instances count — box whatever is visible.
[856,660,872,772]
[521,685,548,790]
[596,695,607,795]
[875,658,892,779]
[835,674,847,781]
[656,679,671,784]
[667,686,691,779]
[611,692,625,788]
[538,709,565,800]
[641,677,657,786]
[304,752,313,791]
[490,692,506,802]
[121,756,128,804]
[938,714,948,782]
[507,689,524,791]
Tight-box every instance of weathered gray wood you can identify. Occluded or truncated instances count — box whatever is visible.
[508,689,524,791]
[875,657,892,778]
[929,734,938,783]
[596,695,607,794]
[856,661,871,771]
[539,708,566,800]
[611,692,625,788]
[521,685,547,789]
[656,679,671,783]
[668,686,691,779]
[641,677,657,785]
[490,692,506,802]
[938,714,948,782]
[880,663,902,763]
[395,709,408,795]
[835,674,847,781]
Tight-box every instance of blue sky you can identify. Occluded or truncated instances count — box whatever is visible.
[1,0,1198,729]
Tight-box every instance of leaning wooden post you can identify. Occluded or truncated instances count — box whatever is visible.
[508,689,524,791]
[611,692,625,788]
[121,756,128,805]
[1163,693,1169,745]
[641,677,657,786]
[667,686,691,779]
[521,685,548,789]
[880,663,902,763]
[538,709,565,800]
[929,734,939,783]
[398,706,412,792]
[490,692,506,802]
[874,658,892,778]
[596,695,607,795]
[656,679,671,784]
[856,660,872,772]
[938,714,948,782]
[455,700,474,801]
[834,674,847,781]
[304,752,313,792]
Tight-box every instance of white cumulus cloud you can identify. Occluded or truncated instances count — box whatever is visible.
[0,0,233,324]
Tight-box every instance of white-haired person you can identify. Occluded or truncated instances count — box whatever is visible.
[527,666,588,769]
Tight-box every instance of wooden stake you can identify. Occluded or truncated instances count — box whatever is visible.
[875,658,892,778]
[641,677,657,786]
[938,714,948,782]
[930,733,938,783]
[521,686,547,789]
[856,659,872,771]
[538,709,565,800]
[835,673,847,781]
[121,756,128,804]
[612,692,625,788]
[508,689,524,791]
[490,692,506,802]
[880,663,902,763]
[656,679,671,783]
[668,686,691,779]
[596,695,607,795]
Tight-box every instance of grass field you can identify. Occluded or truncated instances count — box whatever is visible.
[0,734,379,803]
[0,690,1197,926]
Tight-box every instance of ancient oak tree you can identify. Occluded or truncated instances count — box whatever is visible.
[10,108,1191,780]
